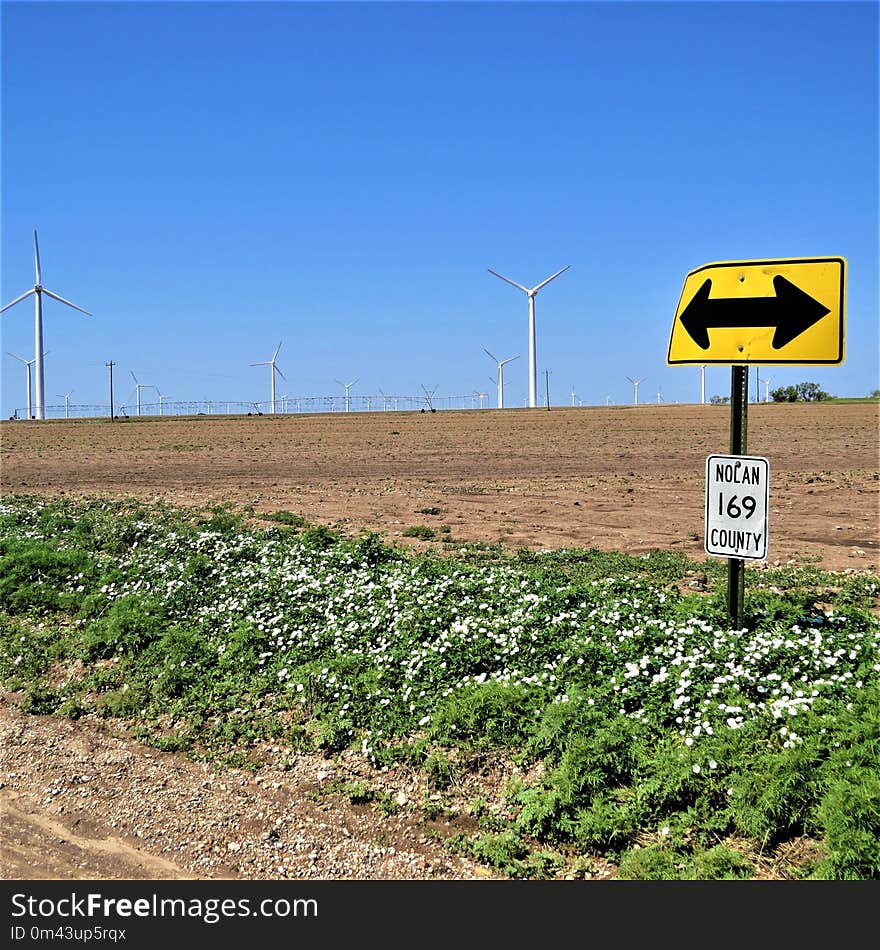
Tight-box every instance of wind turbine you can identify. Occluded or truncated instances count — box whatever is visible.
[156,388,171,416]
[8,352,36,419]
[763,377,773,403]
[483,348,519,409]
[700,365,706,405]
[0,230,92,420]
[8,350,49,419]
[487,264,570,408]
[56,389,74,419]
[626,376,646,406]
[336,378,358,412]
[251,341,286,414]
[130,371,155,416]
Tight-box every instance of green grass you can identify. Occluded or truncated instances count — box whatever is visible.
[1,492,878,880]
[822,396,880,404]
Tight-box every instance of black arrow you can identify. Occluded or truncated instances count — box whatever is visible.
[679,276,830,350]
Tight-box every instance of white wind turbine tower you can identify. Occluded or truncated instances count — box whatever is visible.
[0,230,92,420]
[8,350,49,419]
[763,377,773,403]
[8,352,37,419]
[626,376,646,406]
[336,378,358,413]
[57,389,74,419]
[488,264,570,408]
[156,388,171,416]
[483,348,519,409]
[700,365,707,405]
[130,371,156,416]
[251,341,286,414]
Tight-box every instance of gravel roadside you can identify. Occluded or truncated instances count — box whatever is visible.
[0,694,504,881]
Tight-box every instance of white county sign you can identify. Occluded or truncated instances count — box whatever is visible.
[705,454,770,560]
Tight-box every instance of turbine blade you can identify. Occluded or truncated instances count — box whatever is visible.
[251,361,270,367]
[275,365,287,382]
[488,269,529,294]
[273,340,283,360]
[34,230,42,285]
[0,289,36,313]
[501,355,520,366]
[40,287,92,315]
[483,347,499,363]
[531,265,571,294]
[131,371,139,384]
[7,352,27,364]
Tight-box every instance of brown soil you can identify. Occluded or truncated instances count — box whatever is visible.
[2,402,878,570]
[1,401,878,880]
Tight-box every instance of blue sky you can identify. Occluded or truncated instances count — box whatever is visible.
[2,0,877,417]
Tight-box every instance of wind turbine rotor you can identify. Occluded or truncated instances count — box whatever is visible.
[487,269,529,294]
[40,288,92,316]
[531,264,571,295]
[34,230,42,285]
[0,289,36,314]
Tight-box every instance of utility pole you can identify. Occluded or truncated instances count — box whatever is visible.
[544,369,551,410]
[106,361,116,419]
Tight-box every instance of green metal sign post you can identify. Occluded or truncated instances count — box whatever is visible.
[727,365,749,628]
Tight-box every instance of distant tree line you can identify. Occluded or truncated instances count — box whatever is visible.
[709,382,833,405]
[708,385,879,405]
[769,382,830,402]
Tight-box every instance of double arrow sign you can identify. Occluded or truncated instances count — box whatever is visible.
[668,257,846,365]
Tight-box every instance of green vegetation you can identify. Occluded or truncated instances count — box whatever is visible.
[770,382,830,402]
[1,494,878,880]
[402,524,436,540]
[825,394,880,404]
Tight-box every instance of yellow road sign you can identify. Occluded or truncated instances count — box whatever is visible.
[668,257,846,365]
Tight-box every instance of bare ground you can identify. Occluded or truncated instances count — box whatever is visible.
[1,402,877,880]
